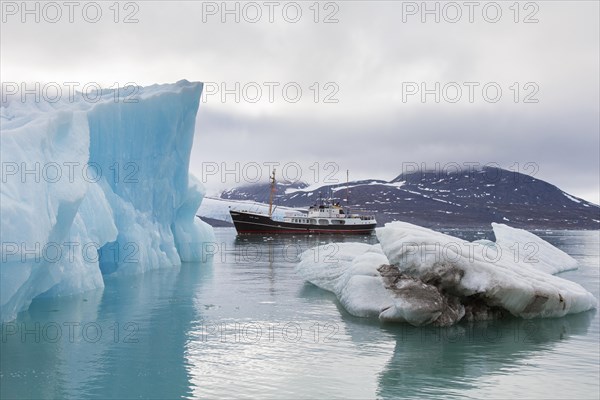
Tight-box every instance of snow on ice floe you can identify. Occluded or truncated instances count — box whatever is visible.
[296,222,596,326]
[0,81,214,322]
[297,243,391,318]
[490,223,578,274]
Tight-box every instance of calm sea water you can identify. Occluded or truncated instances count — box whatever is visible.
[1,228,599,399]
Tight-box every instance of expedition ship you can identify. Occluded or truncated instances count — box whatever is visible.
[229,170,377,234]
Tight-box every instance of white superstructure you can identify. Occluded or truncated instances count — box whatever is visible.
[283,204,376,226]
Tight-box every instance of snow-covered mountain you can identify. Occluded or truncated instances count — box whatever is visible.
[203,167,599,229]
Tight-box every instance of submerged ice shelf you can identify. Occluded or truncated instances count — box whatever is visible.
[296,222,597,326]
[0,81,214,322]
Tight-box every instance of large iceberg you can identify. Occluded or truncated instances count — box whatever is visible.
[1,80,214,322]
[297,222,597,326]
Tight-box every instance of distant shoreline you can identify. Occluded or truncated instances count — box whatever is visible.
[199,217,600,232]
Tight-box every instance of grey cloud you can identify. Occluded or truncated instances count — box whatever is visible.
[1,1,598,203]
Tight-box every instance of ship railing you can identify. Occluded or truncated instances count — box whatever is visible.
[284,212,306,217]
[348,214,375,220]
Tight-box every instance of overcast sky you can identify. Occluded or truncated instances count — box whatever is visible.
[1,1,599,203]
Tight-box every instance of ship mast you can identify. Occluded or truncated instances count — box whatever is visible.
[268,168,276,218]
[346,170,349,206]
[346,169,350,214]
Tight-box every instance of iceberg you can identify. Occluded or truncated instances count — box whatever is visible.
[1,80,214,322]
[296,222,597,326]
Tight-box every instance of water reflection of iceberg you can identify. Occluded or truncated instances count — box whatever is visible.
[0,260,212,399]
[375,311,596,399]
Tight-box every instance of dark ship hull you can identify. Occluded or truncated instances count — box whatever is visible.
[230,210,376,234]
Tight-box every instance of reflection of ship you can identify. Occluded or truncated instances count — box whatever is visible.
[229,170,377,234]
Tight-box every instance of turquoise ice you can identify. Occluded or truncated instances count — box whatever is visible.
[0,81,214,322]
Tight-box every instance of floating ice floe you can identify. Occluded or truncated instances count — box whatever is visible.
[296,222,597,326]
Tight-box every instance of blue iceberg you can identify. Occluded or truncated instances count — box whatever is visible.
[0,80,214,322]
